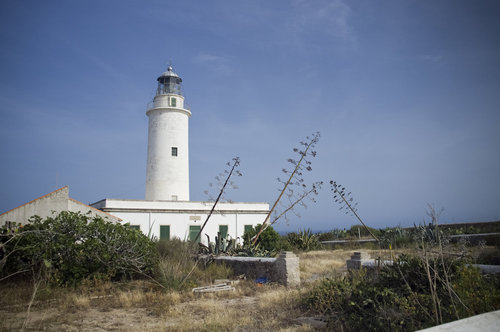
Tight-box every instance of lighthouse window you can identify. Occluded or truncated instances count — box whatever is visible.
[171,97,177,107]
[171,147,178,156]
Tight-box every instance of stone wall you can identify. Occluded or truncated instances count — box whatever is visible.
[212,251,300,287]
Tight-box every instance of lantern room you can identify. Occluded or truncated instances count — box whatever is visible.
[156,66,183,96]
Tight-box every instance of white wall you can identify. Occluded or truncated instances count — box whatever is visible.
[0,187,121,225]
[92,199,269,245]
[145,94,191,201]
[0,187,69,225]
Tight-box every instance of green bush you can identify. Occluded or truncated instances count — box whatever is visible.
[1,211,158,286]
[317,228,348,241]
[349,224,381,238]
[243,224,281,252]
[476,246,500,265]
[379,226,414,249]
[285,229,323,251]
[303,254,500,331]
[453,265,500,316]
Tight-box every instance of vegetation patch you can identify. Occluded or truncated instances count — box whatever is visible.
[303,255,500,331]
[1,211,158,286]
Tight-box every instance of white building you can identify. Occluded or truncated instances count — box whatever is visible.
[90,67,269,243]
[0,186,121,225]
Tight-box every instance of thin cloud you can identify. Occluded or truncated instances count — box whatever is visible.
[291,0,354,41]
[193,53,232,75]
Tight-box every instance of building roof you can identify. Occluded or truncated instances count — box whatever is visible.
[0,186,68,217]
[0,186,122,223]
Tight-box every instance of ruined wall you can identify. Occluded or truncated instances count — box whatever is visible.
[213,251,300,287]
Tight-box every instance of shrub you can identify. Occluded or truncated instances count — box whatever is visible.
[0,211,158,286]
[453,265,500,316]
[475,246,500,265]
[285,229,323,251]
[379,226,414,249]
[243,224,281,252]
[303,269,419,331]
[317,228,348,241]
[349,224,381,238]
[303,254,500,331]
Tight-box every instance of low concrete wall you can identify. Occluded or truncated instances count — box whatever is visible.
[416,309,500,332]
[212,251,300,287]
[346,252,500,274]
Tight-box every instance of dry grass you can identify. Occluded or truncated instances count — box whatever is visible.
[0,249,362,331]
[2,246,495,330]
[66,293,91,310]
[298,249,355,281]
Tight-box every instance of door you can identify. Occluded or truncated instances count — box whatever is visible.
[160,225,170,240]
[189,225,201,243]
[219,225,228,239]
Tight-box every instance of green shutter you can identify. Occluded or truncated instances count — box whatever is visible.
[171,97,177,107]
[244,225,253,234]
[219,225,228,239]
[130,225,140,231]
[160,225,170,240]
[189,225,201,243]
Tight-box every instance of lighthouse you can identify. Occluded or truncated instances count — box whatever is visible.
[145,66,191,201]
[89,67,269,244]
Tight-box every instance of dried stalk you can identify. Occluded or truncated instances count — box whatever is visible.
[194,157,240,243]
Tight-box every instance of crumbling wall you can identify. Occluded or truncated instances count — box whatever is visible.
[213,251,300,287]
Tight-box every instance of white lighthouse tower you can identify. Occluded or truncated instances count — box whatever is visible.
[90,67,269,244]
[145,66,191,201]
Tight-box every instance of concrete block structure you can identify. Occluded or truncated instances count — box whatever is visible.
[346,251,373,270]
[212,251,301,287]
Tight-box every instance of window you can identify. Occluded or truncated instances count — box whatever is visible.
[171,195,178,201]
[243,225,254,243]
[189,225,201,243]
[171,97,177,107]
[244,225,253,235]
[130,225,140,231]
[160,225,170,240]
[219,225,228,239]
[171,147,178,156]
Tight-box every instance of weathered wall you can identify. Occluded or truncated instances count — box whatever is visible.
[67,199,120,223]
[0,187,69,225]
[212,251,300,287]
[0,187,121,225]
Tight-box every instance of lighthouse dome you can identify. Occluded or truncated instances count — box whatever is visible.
[158,66,182,81]
[156,66,182,95]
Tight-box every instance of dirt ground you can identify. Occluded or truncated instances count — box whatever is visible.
[0,249,361,331]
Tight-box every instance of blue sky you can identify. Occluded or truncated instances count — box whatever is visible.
[1,0,499,232]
